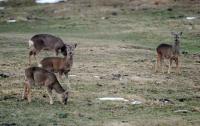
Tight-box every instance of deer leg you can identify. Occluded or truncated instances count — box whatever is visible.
[46,87,53,105]
[33,52,40,66]
[155,55,159,72]
[161,58,164,73]
[64,71,69,79]
[26,83,32,103]
[22,81,28,100]
[156,53,162,73]
[176,57,180,74]
[64,71,72,89]
[29,51,34,65]
[55,48,59,56]
[168,59,173,74]
[58,71,63,80]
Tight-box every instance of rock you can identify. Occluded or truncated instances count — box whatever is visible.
[43,94,47,98]
[78,113,84,117]
[122,120,128,123]
[186,17,197,20]
[112,74,121,80]
[131,8,135,11]
[0,73,9,78]
[87,102,93,106]
[159,98,174,104]
[0,71,15,78]
[88,117,93,120]
[6,19,16,23]
[96,82,103,87]
[174,110,190,113]
[111,12,118,16]
[130,99,142,105]
[0,7,5,10]
[3,96,15,100]
[101,17,109,20]
[196,61,200,63]
[167,8,173,11]
[98,97,129,102]
[94,75,100,79]
[87,4,91,7]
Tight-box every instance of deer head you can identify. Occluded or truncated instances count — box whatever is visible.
[60,91,69,105]
[61,43,77,57]
[171,32,183,42]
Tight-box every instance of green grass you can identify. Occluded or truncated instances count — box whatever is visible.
[0,0,200,126]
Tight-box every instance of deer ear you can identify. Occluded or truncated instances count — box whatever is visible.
[61,45,66,52]
[64,44,68,47]
[171,32,175,35]
[74,43,77,48]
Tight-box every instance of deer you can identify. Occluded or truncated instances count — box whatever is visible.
[155,32,182,74]
[39,43,77,79]
[22,66,69,105]
[28,34,68,65]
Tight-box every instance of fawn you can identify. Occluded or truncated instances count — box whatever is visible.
[22,67,68,105]
[39,43,77,79]
[155,32,182,74]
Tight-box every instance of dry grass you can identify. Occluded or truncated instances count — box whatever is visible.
[0,0,200,125]
[0,34,200,125]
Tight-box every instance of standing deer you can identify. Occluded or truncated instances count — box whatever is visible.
[22,67,69,105]
[39,43,77,79]
[28,34,68,65]
[155,32,182,74]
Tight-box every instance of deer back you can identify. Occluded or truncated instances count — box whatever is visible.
[25,67,58,86]
[40,57,65,71]
[31,34,65,50]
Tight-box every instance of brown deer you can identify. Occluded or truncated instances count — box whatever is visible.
[39,43,77,79]
[28,34,68,65]
[22,67,69,105]
[155,32,182,74]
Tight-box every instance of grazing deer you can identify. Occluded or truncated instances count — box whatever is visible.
[39,43,77,79]
[22,67,69,105]
[155,32,182,74]
[28,34,68,65]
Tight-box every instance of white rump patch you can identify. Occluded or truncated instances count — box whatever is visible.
[28,40,34,48]
[38,63,42,67]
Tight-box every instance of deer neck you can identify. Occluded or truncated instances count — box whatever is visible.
[173,39,180,55]
[64,55,73,64]
[53,81,65,94]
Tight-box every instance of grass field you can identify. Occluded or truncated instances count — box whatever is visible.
[0,0,200,126]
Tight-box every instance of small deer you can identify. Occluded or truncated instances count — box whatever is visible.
[155,32,182,74]
[22,67,69,105]
[39,43,77,79]
[28,34,68,65]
